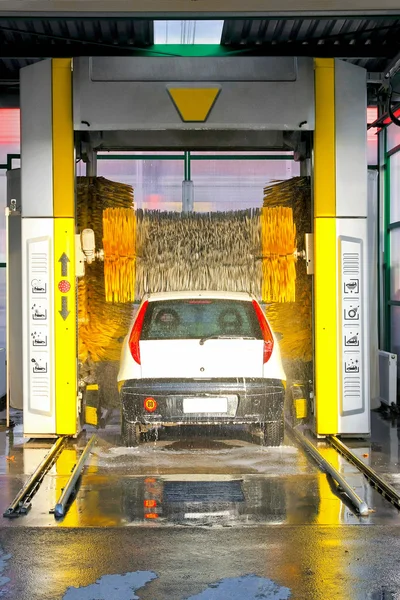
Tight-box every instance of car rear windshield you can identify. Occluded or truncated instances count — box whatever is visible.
[140,299,263,341]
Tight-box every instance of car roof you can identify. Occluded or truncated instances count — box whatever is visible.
[145,290,255,302]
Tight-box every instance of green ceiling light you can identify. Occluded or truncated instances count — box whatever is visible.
[154,20,224,45]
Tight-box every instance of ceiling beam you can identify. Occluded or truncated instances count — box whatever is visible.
[0,42,396,59]
[0,0,400,16]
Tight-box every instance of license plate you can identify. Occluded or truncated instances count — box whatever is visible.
[183,397,228,414]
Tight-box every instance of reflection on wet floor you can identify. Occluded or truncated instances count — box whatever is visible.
[1,409,400,529]
[346,409,400,481]
[3,410,400,600]
[62,573,292,600]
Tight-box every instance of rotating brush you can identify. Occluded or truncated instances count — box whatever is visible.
[77,177,134,364]
[263,177,312,363]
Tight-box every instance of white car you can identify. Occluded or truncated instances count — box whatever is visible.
[118,291,286,447]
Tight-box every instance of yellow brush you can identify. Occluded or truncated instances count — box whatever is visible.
[260,206,297,303]
[103,208,136,303]
[266,283,312,362]
[77,178,134,364]
[263,177,312,363]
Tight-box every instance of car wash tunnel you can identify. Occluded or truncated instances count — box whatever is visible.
[2,5,400,599]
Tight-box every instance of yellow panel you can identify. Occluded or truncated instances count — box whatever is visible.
[314,59,336,217]
[295,398,307,419]
[314,218,338,434]
[54,218,77,435]
[167,87,221,122]
[85,406,98,427]
[52,58,74,217]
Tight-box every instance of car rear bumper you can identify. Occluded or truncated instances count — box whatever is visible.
[120,378,285,425]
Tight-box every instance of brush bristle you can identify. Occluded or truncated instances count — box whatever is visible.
[103,208,136,303]
[135,209,263,299]
[263,177,312,363]
[260,207,296,303]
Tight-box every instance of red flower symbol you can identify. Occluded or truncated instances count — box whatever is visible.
[58,280,71,293]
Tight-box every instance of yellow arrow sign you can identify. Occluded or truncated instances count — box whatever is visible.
[167,86,221,122]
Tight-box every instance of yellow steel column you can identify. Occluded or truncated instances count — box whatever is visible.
[52,58,77,435]
[314,59,338,435]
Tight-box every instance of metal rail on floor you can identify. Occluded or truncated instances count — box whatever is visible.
[53,434,96,518]
[3,436,67,519]
[328,435,400,512]
[288,424,369,516]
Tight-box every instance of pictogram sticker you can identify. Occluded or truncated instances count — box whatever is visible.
[58,280,71,293]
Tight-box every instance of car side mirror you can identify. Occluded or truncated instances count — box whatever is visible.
[275,332,283,342]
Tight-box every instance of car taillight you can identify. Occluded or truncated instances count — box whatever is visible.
[129,300,149,365]
[252,300,274,364]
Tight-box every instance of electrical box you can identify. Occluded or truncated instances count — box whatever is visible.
[305,233,314,275]
[378,350,397,407]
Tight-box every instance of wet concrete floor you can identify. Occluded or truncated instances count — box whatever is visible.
[0,409,400,598]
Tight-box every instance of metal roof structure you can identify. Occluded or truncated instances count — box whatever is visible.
[1,16,399,86]
[222,17,400,71]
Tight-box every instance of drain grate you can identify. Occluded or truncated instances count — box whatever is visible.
[163,480,244,503]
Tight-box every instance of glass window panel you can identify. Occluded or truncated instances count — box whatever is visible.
[391,305,400,380]
[0,267,4,400]
[367,107,378,125]
[390,152,400,224]
[367,129,378,166]
[387,123,400,153]
[0,108,21,266]
[98,151,184,156]
[189,20,224,44]
[0,171,7,399]
[97,159,184,211]
[0,266,5,349]
[390,228,400,300]
[191,151,294,156]
[0,171,6,263]
[367,107,378,166]
[141,299,262,340]
[0,166,20,265]
[76,160,85,177]
[0,108,20,163]
[191,159,300,212]
[154,20,224,44]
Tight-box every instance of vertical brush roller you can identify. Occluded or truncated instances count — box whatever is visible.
[103,208,136,303]
[77,177,134,364]
[260,206,297,303]
[263,177,312,364]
